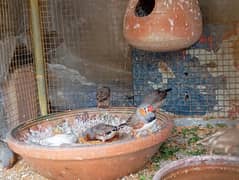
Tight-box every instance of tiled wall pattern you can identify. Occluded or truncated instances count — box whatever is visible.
[132,24,239,118]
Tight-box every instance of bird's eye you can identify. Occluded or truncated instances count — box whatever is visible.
[106,131,112,135]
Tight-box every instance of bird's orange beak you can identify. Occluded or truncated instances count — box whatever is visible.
[139,108,147,116]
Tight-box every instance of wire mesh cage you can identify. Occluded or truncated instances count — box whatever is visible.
[0,0,38,139]
[132,1,239,118]
[39,0,133,112]
[133,31,239,118]
[0,0,133,139]
[0,0,239,141]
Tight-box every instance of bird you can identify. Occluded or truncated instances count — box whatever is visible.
[0,139,17,169]
[83,88,171,142]
[82,123,126,142]
[125,88,172,132]
[197,127,239,155]
[96,86,111,108]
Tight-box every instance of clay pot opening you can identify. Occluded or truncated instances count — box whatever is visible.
[135,0,155,17]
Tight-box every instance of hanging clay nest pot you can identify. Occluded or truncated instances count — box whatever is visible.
[153,155,239,180]
[6,107,173,180]
[123,0,203,51]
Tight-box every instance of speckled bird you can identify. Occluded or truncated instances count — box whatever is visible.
[82,123,125,142]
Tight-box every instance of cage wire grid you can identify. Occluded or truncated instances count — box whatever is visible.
[0,0,39,139]
[39,0,133,113]
[0,0,239,139]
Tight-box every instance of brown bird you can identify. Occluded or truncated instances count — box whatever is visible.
[96,86,111,108]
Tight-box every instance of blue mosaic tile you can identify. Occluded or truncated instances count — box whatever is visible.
[132,49,225,116]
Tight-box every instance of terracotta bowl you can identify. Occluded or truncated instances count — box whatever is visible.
[7,107,173,180]
[153,155,239,180]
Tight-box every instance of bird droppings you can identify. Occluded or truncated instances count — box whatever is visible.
[23,112,162,147]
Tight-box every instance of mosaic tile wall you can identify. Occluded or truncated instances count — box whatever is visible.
[133,24,239,118]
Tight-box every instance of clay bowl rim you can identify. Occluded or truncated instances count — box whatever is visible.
[7,107,173,160]
[153,155,239,180]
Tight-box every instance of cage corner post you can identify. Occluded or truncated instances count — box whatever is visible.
[29,0,48,116]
